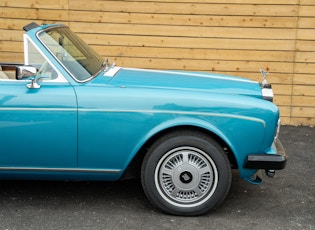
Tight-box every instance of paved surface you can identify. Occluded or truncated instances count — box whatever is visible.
[0,126,314,230]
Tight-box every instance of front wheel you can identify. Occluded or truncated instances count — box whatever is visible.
[141,131,232,216]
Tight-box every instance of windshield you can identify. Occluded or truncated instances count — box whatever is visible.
[38,26,104,82]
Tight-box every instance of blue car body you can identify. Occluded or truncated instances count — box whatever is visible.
[0,23,286,214]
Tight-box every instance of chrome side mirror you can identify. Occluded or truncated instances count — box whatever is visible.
[16,65,37,80]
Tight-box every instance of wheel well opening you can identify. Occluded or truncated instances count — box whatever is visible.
[121,126,237,180]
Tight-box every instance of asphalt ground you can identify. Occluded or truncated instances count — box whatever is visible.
[0,126,314,230]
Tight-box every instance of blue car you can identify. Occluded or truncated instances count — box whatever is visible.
[0,22,286,216]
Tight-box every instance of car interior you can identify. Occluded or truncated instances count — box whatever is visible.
[0,64,16,79]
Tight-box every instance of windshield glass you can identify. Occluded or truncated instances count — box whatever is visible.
[38,26,104,82]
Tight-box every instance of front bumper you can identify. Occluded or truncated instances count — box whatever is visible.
[244,139,287,170]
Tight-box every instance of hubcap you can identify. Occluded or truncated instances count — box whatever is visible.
[180,171,193,184]
[155,146,218,207]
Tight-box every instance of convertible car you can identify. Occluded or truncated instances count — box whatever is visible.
[0,22,286,216]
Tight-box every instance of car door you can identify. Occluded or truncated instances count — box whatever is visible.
[0,33,78,170]
[0,75,77,169]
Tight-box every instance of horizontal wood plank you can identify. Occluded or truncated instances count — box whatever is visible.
[0,52,23,63]
[273,95,292,106]
[278,106,291,117]
[280,117,291,125]
[298,5,315,16]
[69,11,297,28]
[69,1,299,17]
[294,63,315,74]
[70,22,297,40]
[272,85,293,96]
[97,46,295,62]
[292,96,315,107]
[120,0,298,4]
[298,18,315,29]
[293,74,315,85]
[300,0,315,5]
[292,107,315,118]
[0,0,69,9]
[109,57,294,73]
[297,29,315,40]
[290,117,315,126]
[79,34,296,51]
[0,41,23,52]
[0,29,23,41]
[293,85,315,96]
[0,18,67,30]
[296,40,315,52]
[0,7,69,21]
[295,52,315,63]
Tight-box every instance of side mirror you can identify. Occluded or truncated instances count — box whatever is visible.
[16,65,37,80]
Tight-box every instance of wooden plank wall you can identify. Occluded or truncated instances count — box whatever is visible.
[0,0,314,126]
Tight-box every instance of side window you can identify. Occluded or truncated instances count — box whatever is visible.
[25,35,45,68]
[24,34,59,81]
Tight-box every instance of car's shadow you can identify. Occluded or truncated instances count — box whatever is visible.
[0,171,276,215]
[0,178,148,211]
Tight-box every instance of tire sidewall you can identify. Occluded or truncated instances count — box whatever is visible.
[141,132,232,216]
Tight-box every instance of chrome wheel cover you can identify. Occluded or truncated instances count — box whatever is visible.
[155,146,218,208]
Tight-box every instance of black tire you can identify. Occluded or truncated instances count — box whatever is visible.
[141,130,232,216]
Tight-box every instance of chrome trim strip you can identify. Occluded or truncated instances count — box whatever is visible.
[0,108,76,112]
[0,167,121,174]
[0,107,265,126]
[274,119,281,141]
[78,108,266,127]
[124,68,256,84]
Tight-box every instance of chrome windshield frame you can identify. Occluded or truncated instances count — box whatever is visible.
[36,25,104,83]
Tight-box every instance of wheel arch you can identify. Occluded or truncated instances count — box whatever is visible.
[121,125,237,180]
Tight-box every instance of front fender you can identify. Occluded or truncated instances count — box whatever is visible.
[121,112,267,179]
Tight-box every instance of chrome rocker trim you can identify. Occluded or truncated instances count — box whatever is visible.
[0,167,121,174]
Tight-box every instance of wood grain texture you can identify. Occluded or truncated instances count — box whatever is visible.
[0,0,314,125]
